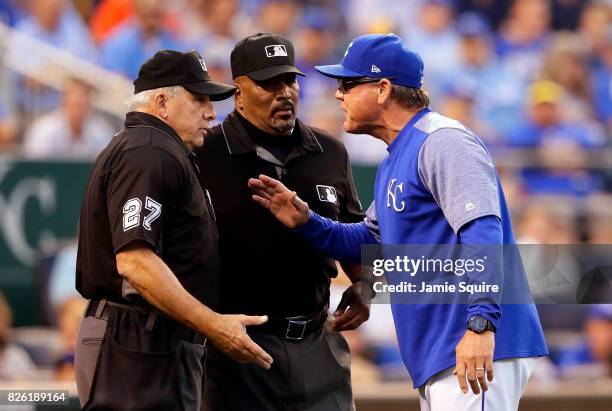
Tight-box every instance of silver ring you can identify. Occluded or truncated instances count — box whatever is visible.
[475,367,485,371]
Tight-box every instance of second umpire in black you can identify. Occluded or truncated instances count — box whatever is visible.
[75,50,272,411]
[196,34,370,411]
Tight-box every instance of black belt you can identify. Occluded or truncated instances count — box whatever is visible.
[84,299,207,345]
[253,309,329,341]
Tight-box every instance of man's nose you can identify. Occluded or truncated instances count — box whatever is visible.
[277,82,292,98]
[203,103,216,121]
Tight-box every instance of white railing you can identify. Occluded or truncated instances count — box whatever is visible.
[0,21,132,119]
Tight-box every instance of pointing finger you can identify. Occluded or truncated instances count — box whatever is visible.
[241,315,269,326]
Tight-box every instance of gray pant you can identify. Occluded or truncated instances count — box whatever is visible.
[75,315,107,407]
[75,309,205,411]
[203,321,355,411]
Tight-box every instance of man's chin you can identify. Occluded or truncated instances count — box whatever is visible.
[271,119,296,135]
[192,136,205,149]
[343,121,360,135]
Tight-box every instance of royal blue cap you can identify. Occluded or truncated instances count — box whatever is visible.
[315,33,424,88]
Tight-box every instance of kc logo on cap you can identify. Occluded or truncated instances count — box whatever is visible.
[265,45,288,57]
[343,42,353,57]
[199,59,207,72]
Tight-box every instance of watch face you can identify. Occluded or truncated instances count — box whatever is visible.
[469,316,487,332]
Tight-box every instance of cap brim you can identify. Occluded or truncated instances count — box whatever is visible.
[183,80,237,101]
[314,64,365,79]
[245,65,305,81]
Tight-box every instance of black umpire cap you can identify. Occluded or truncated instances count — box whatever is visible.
[231,33,305,80]
[134,50,236,101]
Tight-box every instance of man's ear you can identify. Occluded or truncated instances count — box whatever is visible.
[377,79,393,105]
[234,83,243,111]
[155,92,169,119]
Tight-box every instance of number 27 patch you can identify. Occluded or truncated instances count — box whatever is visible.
[123,197,162,231]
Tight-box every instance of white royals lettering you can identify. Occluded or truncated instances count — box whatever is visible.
[386,179,406,212]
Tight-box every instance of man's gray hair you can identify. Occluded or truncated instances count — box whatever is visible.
[389,85,430,110]
[126,86,184,111]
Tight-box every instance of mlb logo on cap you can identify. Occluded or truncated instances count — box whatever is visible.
[315,33,425,89]
[230,33,305,80]
[265,45,288,58]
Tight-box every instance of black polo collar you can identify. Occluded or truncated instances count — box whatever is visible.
[219,111,323,155]
[124,111,191,156]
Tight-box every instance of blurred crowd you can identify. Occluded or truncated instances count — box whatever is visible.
[0,0,611,389]
[0,0,609,198]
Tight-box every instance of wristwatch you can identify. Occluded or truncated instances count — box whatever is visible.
[467,316,496,333]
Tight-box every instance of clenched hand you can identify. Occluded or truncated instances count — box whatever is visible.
[332,281,371,331]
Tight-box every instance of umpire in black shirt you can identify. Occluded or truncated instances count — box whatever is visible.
[196,33,369,411]
[75,50,272,411]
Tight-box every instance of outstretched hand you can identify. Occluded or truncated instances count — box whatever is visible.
[208,313,273,369]
[248,174,310,228]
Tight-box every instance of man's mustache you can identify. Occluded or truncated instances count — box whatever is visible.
[271,102,295,113]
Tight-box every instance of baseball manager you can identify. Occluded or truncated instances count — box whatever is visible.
[249,34,549,411]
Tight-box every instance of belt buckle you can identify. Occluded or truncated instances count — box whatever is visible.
[285,320,307,341]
